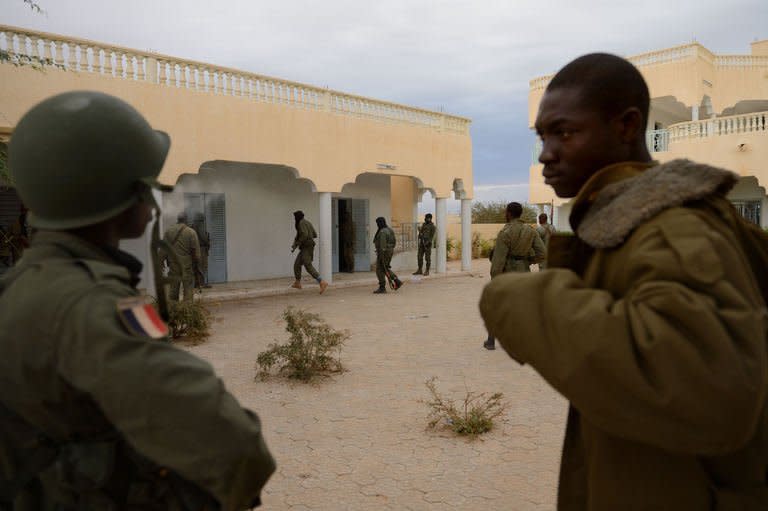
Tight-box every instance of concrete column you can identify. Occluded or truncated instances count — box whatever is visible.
[435,197,447,273]
[691,105,699,121]
[460,199,472,271]
[318,192,332,283]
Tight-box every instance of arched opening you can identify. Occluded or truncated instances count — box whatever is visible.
[727,175,767,227]
[162,161,318,283]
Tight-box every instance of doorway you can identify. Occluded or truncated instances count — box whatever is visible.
[332,198,370,273]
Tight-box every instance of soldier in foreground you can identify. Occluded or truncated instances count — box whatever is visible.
[291,210,328,294]
[483,202,545,350]
[164,211,201,301]
[373,216,403,293]
[412,213,435,276]
[0,91,275,509]
[480,54,768,509]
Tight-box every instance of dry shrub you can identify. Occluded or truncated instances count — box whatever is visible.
[423,377,506,437]
[167,299,210,344]
[256,307,348,382]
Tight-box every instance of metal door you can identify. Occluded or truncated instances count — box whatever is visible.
[184,193,227,283]
[331,199,339,273]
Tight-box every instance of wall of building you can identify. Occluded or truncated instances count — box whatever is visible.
[1,63,473,199]
[390,175,418,225]
[160,164,391,282]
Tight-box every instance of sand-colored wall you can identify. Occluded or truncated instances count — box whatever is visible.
[390,175,418,225]
[0,26,473,199]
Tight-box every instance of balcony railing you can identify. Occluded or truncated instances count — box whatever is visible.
[0,24,470,135]
[530,44,768,91]
[530,111,768,162]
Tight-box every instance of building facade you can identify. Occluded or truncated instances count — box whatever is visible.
[0,24,474,286]
[529,39,768,230]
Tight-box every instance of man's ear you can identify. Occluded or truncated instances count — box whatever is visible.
[613,107,645,143]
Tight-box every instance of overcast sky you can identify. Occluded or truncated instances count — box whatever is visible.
[3,0,767,203]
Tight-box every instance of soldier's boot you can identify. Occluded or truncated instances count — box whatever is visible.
[319,280,329,294]
[483,336,496,350]
[291,280,302,290]
[373,286,387,294]
[393,277,404,290]
[412,268,423,275]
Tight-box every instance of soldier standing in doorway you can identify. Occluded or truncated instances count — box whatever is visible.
[291,210,329,294]
[483,202,545,350]
[1,91,275,509]
[163,212,201,302]
[413,213,436,276]
[373,216,403,293]
[193,212,212,288]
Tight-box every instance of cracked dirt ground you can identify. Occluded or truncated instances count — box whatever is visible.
[187,266,566,510]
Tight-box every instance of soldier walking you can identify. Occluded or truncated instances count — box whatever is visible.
[163,211,201,302]
[373,216,403,293]
[193,212,212,287]
[1,91,275,509]
[291,210,328,294]
[483,202,545,350]
[412,213,436,276]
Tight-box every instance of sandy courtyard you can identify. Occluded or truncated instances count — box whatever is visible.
[187,265,567,510]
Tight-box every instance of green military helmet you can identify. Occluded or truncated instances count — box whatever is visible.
[9,91,172,230]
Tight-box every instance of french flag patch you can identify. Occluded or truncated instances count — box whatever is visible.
[117,298,169,339]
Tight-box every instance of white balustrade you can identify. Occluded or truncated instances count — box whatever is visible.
[0,24,470,134]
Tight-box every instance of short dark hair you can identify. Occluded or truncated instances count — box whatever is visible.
[425,213,433,220]
[547,53,649,131]
[506,202,523,219]
[538,213,548,223]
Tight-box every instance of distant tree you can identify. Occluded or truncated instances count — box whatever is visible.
[472,200,539,224]
[0,2,58,71]
[0,143,9,186]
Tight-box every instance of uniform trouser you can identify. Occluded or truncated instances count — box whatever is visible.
[417,243,431,271]
[169,269,194,302]
[294,246,320,280]
[376,251,398,287]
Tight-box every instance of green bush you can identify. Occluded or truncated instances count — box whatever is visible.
[472,200,539,224]
[446,236,456,256]
[256,307,349,382]
[471,233,495,259]
[422,377,507,437]
[166,299,210,344]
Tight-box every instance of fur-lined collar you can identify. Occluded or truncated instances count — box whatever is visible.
[577,159,738,249]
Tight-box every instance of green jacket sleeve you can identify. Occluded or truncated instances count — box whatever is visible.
[293,220,314,249]
[57,290,276,510]
[489,230,509,278]
[480,213,767,455]
[186,227,201,266]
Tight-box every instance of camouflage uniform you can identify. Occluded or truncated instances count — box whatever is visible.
[373,218,401,293]
[292,218,320,281]
[163,221,201,302]
[415,219,436,275]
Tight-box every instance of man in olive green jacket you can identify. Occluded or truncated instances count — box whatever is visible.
[484,202,545,350]
[291,210,328,294]
[373,216,402,293]
[163,212,201,301]
[480,55,768,510]
[1,92,275,510]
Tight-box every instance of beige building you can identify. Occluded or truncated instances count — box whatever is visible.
[0,24,474,285]
[529,39,768,230]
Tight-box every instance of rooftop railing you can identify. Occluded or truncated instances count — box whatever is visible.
[0,24,470,135]
[530,43,768,91]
